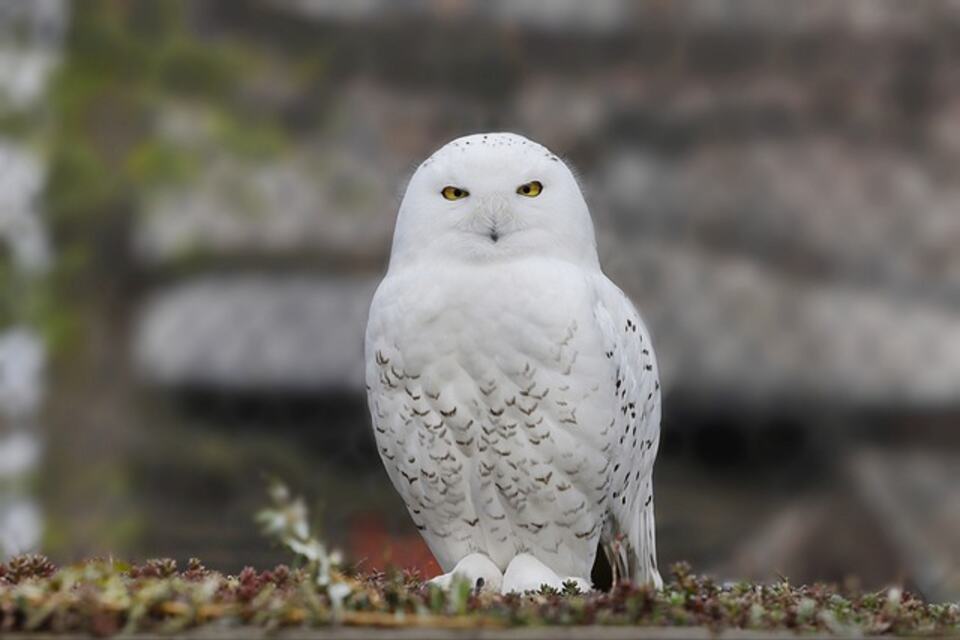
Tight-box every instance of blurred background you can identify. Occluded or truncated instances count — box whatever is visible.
[1,0,959,601]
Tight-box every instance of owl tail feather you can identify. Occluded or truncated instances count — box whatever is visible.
[627,493,663,589]
[603,485,663,589]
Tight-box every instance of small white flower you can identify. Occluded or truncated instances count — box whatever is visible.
[328,582,352,611]
[886,587,903,612]
[287,538,325,563]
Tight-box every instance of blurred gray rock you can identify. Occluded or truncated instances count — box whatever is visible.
[135,153,396,265]
[0,0,67,109]
[0,328,45,420]
[273,0,630,32]
[603,238,960,407]
[593,142,960,303]
[270,0,960,34]
[134,276,378,392]
[0,143,49,274]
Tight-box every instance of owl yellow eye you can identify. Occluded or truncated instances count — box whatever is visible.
[517,180,543,197]
[441,186,469,200]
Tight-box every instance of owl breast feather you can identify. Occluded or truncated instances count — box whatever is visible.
[365,257,617,577]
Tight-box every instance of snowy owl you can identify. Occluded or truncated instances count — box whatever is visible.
[365,133,662,594]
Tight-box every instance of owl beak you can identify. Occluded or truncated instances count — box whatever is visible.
[479,194,509,243]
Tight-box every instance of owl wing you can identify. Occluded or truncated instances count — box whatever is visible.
[592,276,663,588]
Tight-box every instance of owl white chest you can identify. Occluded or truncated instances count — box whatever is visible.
[366,257,615,576]
[379,260,590,362]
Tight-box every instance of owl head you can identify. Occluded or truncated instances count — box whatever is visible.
[388,133,599,270]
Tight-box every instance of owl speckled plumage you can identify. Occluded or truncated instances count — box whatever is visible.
[365,133,662,593]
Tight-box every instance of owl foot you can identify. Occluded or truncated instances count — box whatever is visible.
[428,553,503,593]
[500,553,593,594]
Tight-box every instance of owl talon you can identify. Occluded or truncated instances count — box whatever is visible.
[428,553,502,593]
[501,553,593,594]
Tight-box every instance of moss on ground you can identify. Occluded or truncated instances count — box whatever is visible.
[0,554,956,636]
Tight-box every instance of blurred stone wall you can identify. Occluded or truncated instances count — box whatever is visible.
[136,0,960,409]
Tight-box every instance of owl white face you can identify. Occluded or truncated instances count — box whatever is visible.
[388,132,599,270]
